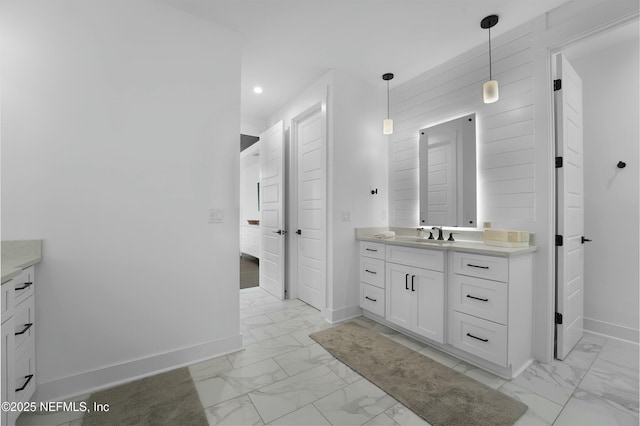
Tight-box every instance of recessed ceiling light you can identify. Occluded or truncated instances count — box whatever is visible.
[253,86,263,94]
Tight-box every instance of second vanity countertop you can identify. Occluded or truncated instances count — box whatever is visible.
[357,228,536,257]
[2,240,43,284]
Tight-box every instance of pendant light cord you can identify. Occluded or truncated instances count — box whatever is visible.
[488,27,492,80]
[387,80,390,119]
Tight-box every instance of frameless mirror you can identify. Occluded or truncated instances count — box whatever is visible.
[419,113,477,227]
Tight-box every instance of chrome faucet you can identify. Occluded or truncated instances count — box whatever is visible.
[432,226,444,241]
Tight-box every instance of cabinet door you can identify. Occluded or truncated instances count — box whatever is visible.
[385,263,412,329]
[2,316,16,423]
[413,268,445,343]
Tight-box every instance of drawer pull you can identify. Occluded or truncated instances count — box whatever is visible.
[365,248,378,252]
[15,282,33,291]
[405,274,409,290]
[15,323,33,336]
[365,296,377,302]
[411,275,415,292]
[467,264,489,270]
[466,294,489,302]
[16,374,34,392]
[365,269,377,275]
[466,332,489,342]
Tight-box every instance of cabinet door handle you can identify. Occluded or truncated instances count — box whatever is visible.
[15,374,34,392]
[365,269,377,274]
[15,323,33,336]
[405,274,409,290]
[365,296,377,302]
[466,264,489,270]
[411,275,415,291]
[365,248,378,252]
[466,332,489,342]
[15,282,33,291]
[466,294,489,302]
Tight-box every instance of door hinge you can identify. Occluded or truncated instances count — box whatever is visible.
[555,312,563,325]
[554,79,562,91]
[555,157,563,168]
[555,235,563,246]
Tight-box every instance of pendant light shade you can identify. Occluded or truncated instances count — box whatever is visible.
[382,73,394,135]
[481,15,499,104]
[483,80,499,104]
[383,118,393,135]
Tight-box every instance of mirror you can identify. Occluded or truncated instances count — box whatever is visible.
[419,113,476,227]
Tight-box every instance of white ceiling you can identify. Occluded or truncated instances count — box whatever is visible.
[162,0,573,121]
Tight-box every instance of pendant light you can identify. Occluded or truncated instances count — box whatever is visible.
[382,73,394,135]
[481,15,499,104]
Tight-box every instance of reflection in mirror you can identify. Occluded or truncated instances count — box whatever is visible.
[419,113,476,227]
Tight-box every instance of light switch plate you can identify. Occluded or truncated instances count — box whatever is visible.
[209,209,224,223]
[342,210,351,221]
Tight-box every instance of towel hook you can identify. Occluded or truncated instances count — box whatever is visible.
[617,161,627,169]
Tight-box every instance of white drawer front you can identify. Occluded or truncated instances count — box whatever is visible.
[13,267,34,307]
[451,275,508,325]
[14,342,36,403]
[1,281,14,323]
[450,311,507,367]
[14,296,35,352]
[360,257,385,288]
[360,242,385,260]
[360,283,385,317]
[386,245,444,272]
[452,252,508,282]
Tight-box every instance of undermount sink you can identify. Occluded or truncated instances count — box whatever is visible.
[394,236,452,244]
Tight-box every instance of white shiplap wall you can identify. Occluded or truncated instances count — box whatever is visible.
[390,23,535,228]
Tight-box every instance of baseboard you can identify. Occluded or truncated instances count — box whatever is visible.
[584,317,639,343]
[323,305,362,324]
[35,334,242,403]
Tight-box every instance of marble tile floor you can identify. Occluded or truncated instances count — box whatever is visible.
[17,287,639,426]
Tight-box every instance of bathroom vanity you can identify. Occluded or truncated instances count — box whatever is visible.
[357,230,536,379]
[2,240,42,425]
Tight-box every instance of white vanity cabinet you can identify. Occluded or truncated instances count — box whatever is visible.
[358,242,385,317]
[385,245,444,343]
[448,251,533,374]
[2,266,37,426]
[357,237,535,379]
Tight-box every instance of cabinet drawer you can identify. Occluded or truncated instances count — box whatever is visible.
[360,242,385,260]
[360,257,385,288]
[450,311,507,367]
[13,267,35,307]
[386,245,443,272]
[452,252,508,282]
[14,296,35,352]
[2,281,14,323]
[14,342,36,403]
[360,283,385,317]
[451,275,508,325]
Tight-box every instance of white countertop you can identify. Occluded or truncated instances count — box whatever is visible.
[357,230,536,257]
[2,240,42,284]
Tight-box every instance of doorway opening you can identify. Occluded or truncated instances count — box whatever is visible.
[240,134,260,290]
[553,19,639,358]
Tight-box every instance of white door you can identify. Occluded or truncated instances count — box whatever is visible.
[420,129,458,226]
[293,104,326,310]
[385,263,412,329]
[260,121,285,300]
[555,54,584,360]
[413,268,445,343]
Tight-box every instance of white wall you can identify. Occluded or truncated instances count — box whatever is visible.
[268,69,388,321]
[1,0,242,400]
[571,36,639,341]
[387,0,639,360]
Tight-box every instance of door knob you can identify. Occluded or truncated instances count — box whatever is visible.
[273,230,287,235]
[296,230,302,235]
[581,236,592,244]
